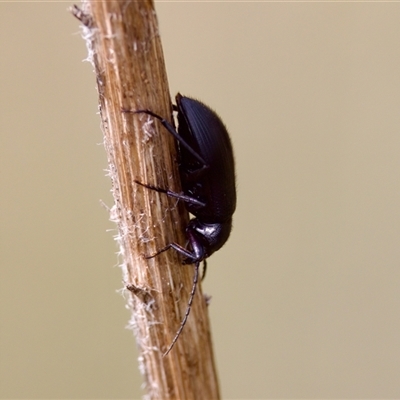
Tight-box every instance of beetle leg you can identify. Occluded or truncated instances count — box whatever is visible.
[143,243,172,259]
[135,180,206,207]
[124,108,209,168]
[201,259,207,281]
[144,242,195,260]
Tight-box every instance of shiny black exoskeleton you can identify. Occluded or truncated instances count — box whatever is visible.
[131,93,236,355]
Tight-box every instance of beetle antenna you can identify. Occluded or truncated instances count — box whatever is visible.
[163,261,200,357]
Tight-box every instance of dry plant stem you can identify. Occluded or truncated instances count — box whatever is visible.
[72,1,220,399]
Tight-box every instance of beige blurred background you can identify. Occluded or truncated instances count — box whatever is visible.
[2,2,400,399]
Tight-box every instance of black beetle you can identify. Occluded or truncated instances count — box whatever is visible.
[127,93,236,356]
